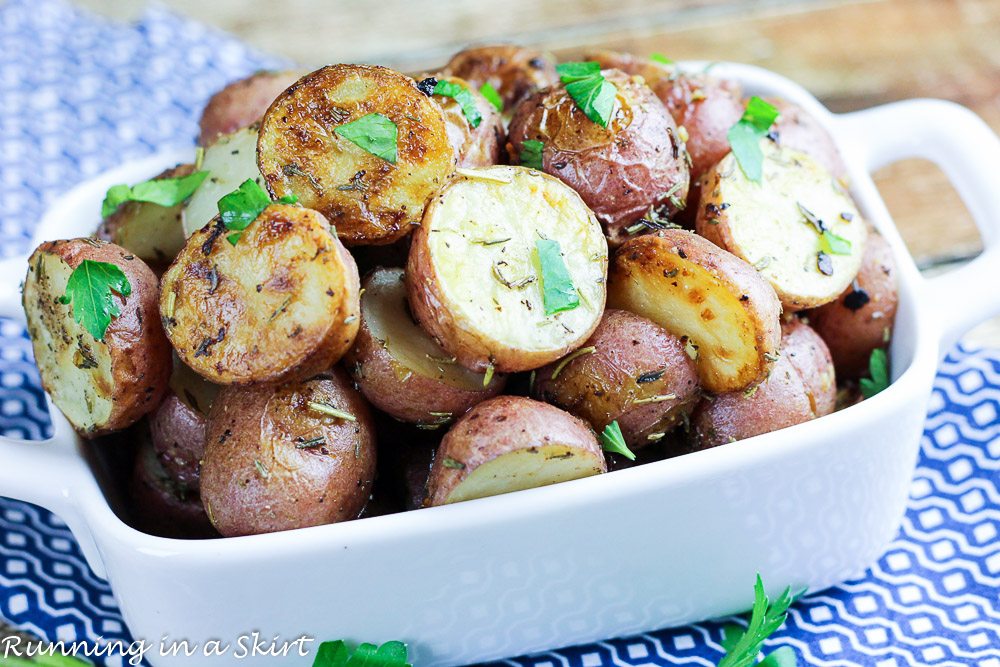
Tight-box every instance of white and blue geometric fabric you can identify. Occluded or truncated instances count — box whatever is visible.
[0,1,997,665]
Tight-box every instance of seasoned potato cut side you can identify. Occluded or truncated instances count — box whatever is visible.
[425,396,605,506]
[407,166,608,373]
[345,267,504,424]
[198,70,302,146]
[696,143,867,311]
[608,230,781,393]
[160,204,360,385]
[257,64,455,246]
[22,240,170,436]
[183,126,263,237]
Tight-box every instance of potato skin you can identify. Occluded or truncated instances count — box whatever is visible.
[424,396,605,507]
[198,70,302,146]
[160,204,360,385]
[808,232,898,379]
[425,75,505,168]
[769,98,847,181]
[507,69,689,246]
[257,64,455,246]
[781,318,836,417]
[149,392,207,488]
[442,45,558,112]
[585,50,674,88]
[23,239,170,437]
[533,309,699,449]
[200,369,377,536]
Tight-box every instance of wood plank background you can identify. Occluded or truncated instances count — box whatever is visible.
[73,0,1000,343]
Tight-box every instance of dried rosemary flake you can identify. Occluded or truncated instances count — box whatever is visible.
[633,393,677,405]
[442,457,466,469]
[550,346,597,380]
[253,459,270,479]
[308,401,357,421]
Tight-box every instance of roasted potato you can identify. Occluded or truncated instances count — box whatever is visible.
[257,64,455,246]
[22,239,170,437]
[696,142,867,311]
[585,50,674,87]
[608,229,781,393]
[781,318,836,417]
[96,163,195,266]
[160,204,360,385]
[690,350,815,449]
[407,166,608,373]
[507,69,689,246]
[345,267,505,425]
[130,425,216,538]
[424,396,605,506]
[533,308,699,449]
[441,45,558,113]
[198,70,302,146]
[808,231,898,379]
[149,359,220,488]
[769,98,848,181]
[182,126,263,237]
[200,369,376,536]
[422,75,505,167]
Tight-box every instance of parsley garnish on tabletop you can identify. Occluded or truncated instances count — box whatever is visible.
[718,574,799,667]
[312,640,411,667]
[727,96,780,183]
[534,238,579,315]
[432,79,483,128]
[101,170,209,218]
[217,179,297,245]
[599,420,636,461]
[334,112,399,163]
[860,348,890,398]
[519,139,545,170]
[556,61,617,128]
[58,260,131,341]
[479,82,503,112]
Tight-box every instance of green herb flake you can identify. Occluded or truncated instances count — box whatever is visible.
[860,348,890,399]
[565,75,617,128]
[101,170,209,218]
[556,61,602,83]
[520,139,545,170]
[650,53,674,65]
[58,260,132,341]
[311,640,410,667]
[308,401,358,422]
[599,420,636,461]
[334,113,398,163]
[433,80,482,128]
[479,82,504,112]
[216,180,297,246]
[819,230,852,255]
[727,96,780,183]
[718,574,798,667]
[442,457,465,470]
[535,238,580,315]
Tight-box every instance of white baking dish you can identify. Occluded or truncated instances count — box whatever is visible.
[1,63,999,666]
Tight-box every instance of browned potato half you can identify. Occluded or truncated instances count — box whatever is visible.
[781,318,836,417]
[422,74,505,168]
[183,126,263,237]
[608,229,781,393]
[690,351,815,449]
[160,204,360,385]
[809,232,898,379]
[257,64,455,246]
[345,267,506,425]
[769,98,848,181]
[425,396,605,506]
[507,69,689,246]
[533,309,699,449]
[198,70,302,146]
[149,359,220,488]
[200,369,376,536]
[585,50,673,87]
[22,239,170,437]
[441,45,558,113]
[96,163,195,266]
[696,142,867,311]
[407,166,608,373]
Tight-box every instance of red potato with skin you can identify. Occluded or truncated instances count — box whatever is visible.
[441,45,558,113]
[781,318,836,417]
[768,98,848,182]
[533,309,700,449]
[198,70,303,146]
[149,359,220,488]
[423,74,505,168]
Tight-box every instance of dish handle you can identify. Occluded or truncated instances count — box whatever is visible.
[0,419,108,579]
[837,99,1000,355]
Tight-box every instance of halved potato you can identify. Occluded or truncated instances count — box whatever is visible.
[441,45,558,113]
[607,229,781,393]
[200,369,376,536]
[696,142,867,311]
[769,98,848,181]
[22,239,171,437]
[424,396,605,506]
[781,318,836,417]
[198,70,302,146]
[182,126,263,237]
[406,165,608,373]
[96,163,195,266]
[344,267,505,425]
[160,204,360,385]
[257,64,455,246]
[425,74,505,168]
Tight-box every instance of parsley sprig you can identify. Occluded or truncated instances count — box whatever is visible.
[312,640,410,667]
[101,170,209,218]
[433,80,482,128]
[535,238,579,315]
[479,82,503,112]
[335,113,398,163]
[59,260,132,341]
[727,96,780,183]
[556,62,617,128]
[860,348,890,398]
[599,420,636,461]
[217,179,297,246]
[718,575,798,667]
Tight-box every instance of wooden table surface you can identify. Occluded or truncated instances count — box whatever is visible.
[75,0,1000,344]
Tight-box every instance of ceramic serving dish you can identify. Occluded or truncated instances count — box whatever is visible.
[1,63,999,666]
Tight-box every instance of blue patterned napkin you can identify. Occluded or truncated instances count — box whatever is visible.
[0,1,997,665]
